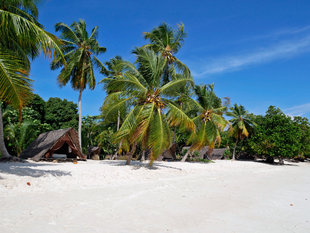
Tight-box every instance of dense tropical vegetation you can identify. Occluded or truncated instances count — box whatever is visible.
[1,0,309,166]
[0,0,63,159]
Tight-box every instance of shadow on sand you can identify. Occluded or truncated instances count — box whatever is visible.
[0,161,72,178]
[100,160,182,171]
[236,159,300,167]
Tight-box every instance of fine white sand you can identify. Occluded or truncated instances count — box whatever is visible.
[0,160,309,233]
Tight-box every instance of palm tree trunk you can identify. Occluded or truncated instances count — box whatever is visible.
[140,150,145,161]
[111,142,121,160]
[126,143,136,165]
[111,111,121,160]
[181,149,191,162]
[0,107,11,158]
[116,110,120,131]
[232,138,238,160]
[172,126,177,144]
[78,89,82,149]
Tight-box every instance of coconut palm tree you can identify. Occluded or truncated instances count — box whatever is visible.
[141,23,191,83]
[181,84,227,162]
[99,56,130,159]
[102,48,195,166]
[0,0,63,158]
[51,19,107,148]
[226,104,256,160]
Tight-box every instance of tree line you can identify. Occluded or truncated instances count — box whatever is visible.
[0,1,309,165]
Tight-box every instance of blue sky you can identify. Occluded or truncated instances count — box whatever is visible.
[31,0,310,118]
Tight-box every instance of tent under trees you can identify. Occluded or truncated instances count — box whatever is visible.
[20,128,85,161]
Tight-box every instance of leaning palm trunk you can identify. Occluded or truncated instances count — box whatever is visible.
[126,143,136,165]
[232,138,238,160]
[78,89,82,149]
[0,107,11,158]
[111,142,122,160]
[181,149,191,162]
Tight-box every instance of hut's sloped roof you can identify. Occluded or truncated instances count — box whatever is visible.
[207,148,227,160]
[181,146,227,160]
[20,128,83,161]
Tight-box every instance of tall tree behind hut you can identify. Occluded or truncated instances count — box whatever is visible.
[51,19,107,148]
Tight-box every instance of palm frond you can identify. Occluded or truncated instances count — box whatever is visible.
[166,103,195,132]
[161,78,193,97]
[0,9,64,61]
[0,50,33,109]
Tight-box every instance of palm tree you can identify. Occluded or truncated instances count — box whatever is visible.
[226,104,256,160]
[51,19,107,148]
[141,23,191,82]
[102,48,194,166]
[99,56,129,159]
[0,1,63,158]
[181,84,227,162]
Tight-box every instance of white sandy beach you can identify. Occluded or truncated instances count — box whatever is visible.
[0,160,309,233]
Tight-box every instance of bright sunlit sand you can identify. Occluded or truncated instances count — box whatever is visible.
[0,160,309,233]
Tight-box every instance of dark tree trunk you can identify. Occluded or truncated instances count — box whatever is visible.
[0,107,11,158]
[126,143,136,165]
[265,156,274,164]
[78,89,83,149]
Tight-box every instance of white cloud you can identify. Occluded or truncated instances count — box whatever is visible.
[239,25,310,42]
[284,103,310,116]
[191,26,310,76]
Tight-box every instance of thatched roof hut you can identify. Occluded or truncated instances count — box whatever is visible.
[181,146,227,160]
[157,143,177,161]
[20,128,86,161]
[206,148,227,160]
[88,146,101,160]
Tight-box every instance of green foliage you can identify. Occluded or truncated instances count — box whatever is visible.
[188,84,227,152]
[0,50,33,109]
[141,23,191,83]
[248,106,301,161]
[224,149,232,159]
[0,1,62,66]
[102,48,194,165]
[5,119,52,156]
[81,115,108,153]
[293,116,310,157]
[2,100,52,156]
[227,104,256,140]
[194,84,222,110]
[51,19,106,91]
[0,0,63,158]
[226,104,256,159]
[95,127,117,156]
[99,57,130,126]
[27,94,46,123]
[45,97,78,130]
[191,158,213,163]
